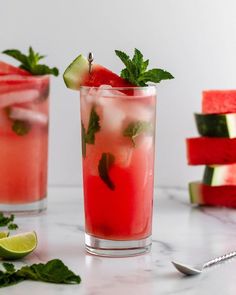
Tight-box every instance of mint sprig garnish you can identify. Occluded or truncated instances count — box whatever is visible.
[98,153,115,190]
[81,107,100,157]
[2,47,59,76]
[0,259,81,288]
[123,121,152,146]
[115,48,174,86]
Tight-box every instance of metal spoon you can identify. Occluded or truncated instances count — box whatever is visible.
[172,250,236,276]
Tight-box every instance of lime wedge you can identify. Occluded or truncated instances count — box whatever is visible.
[0,231,37,259]
[0,231,9,239]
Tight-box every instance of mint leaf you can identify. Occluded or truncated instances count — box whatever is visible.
[81,122,86,158]
[0,213,14,227]
[115,50,136,85]
[138,69,174,84]
[12,120,31,136]
[115,48,174,86]
[81,107,101,157]
[0,259,81,288]
[0,269,23,287]
[2,49,28,65]
[2,47,59,76]
[8,223,18,230]
[3,263,15,274]
[22,64,59,76]
[98,153,115,190]
[16,259,81,284]
[123,121,152,146]
[86,107,100,144]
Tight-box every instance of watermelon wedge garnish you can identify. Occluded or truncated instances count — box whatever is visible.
[63,54,132,90]
[0,61,30,76]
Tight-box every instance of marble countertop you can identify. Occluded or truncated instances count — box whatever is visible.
[5,187,236,295]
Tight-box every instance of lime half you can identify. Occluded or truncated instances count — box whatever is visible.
[0,231,37,259]
[0,232,9,239]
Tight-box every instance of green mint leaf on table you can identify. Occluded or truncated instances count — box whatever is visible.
[85,107,101,144]
[0,259,81,288]
[0,213,14,227]
[12,120,31,136]
[98,153,115,190]
[115,48,174,86]
[17,259,81,284]
[123,121,152,146]
[0,270,23,288]
[3,263,15,274]
[8,223,18,230]
[2,47,59,76]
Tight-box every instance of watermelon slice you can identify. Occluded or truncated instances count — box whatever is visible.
[189,181,236,208]
[63,54,132,90]
[0,61,30,76]
[186,137,236,165]
[203,164,236,186]
[202,90,236,114]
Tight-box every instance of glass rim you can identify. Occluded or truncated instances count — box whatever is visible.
[80,85,157,91]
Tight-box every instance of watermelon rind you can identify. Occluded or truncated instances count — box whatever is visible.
[63,54,88,90]
[203,165,235,186]
[195,113,236,138]
[188,182,202,205]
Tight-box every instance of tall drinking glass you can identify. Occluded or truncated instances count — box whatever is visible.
[80,86,156,257]
[0,75,49,213]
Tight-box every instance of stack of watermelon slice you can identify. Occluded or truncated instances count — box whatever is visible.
[186,90,236,208]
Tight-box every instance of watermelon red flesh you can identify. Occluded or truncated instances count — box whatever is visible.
[82,65,132,88]
[190,181,236,208]
[0,61,30,76]
[0,75,49,97]
[202,90,236,114]
[186,137,236,165]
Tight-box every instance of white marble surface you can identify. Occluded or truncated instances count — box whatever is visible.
[4,187,236,295]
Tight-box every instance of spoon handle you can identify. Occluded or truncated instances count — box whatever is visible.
[203,251,236,269]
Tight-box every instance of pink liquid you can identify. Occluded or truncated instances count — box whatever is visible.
[81,87,156,240]
[0,75,49,204]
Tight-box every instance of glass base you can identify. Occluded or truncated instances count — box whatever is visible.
[0,198,47,215]
[85,233,152,257]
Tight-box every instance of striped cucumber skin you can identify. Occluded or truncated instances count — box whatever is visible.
[194,113,236,138]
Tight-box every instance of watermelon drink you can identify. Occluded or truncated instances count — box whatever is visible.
[0,47,59,213]
[64,49,173,256]
[0,74,49,212]
[80,86,156,256]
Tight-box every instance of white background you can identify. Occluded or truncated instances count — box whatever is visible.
[1,0,236,188]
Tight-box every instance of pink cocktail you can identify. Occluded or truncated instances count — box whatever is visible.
[0,74,49,212]
[80,86,156,256]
